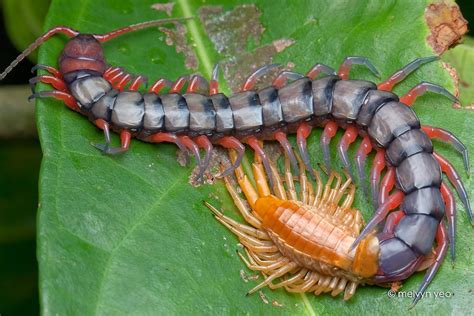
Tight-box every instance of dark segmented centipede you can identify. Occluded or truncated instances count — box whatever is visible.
[1,18,471,306]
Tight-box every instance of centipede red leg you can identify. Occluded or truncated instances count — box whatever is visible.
[241,64,280,91]
[410,223,448,308]
[31,64,61,78]
[178,136,202,168]
[149,78,173,94]
[355,135,373,201]
[187,75,209,94]
[129,75,148,91]
[440,183,456,262]
[29,75,67,93]
[351,190,405,249]
[217,136,246,177]
[246,136,275,189]
[321,121,338,173]
[274,131,299,174]
[210,64,220,95]
[169,75,191,93]
[305,63,337,80]
[381,210,404,235]
[144,132,188,163]
[399,82,458,106]
[28,90,81,112]
[272,71,304,89]
[297,123,317,180]
[337,56,380,80]
[116,74,133,91]
[370,149,386,209]
[103,67,122,81]
[378,56,438,91]
[337,125,358,180]
[92,120,131,154]
[379,167,396,205]
[434,151,473,224]
[195,135,213,181]
[422,125,469,174]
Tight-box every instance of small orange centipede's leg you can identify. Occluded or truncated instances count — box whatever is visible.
[378,56,438,91]
[251,154,271,198]
[246,136,275,189]
[433,151,473,224]
[92,119,131,154]
[218,151,262,228]
[246,262,299,295]
[337,56,380,80]
[28,90,81,112]
[204,201,270,240]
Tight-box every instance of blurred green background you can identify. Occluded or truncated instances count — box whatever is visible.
[0,0,472,314]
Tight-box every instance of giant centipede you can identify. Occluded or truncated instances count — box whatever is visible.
[1,17,472,307]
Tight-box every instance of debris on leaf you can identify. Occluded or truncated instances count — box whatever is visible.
[151,2,174,16]
[425,1,468,54]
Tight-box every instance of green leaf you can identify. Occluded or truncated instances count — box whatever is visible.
[442,36,474,106]
[36,0,474,314]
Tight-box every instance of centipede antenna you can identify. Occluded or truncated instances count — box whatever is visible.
[93,17,194,42]
[0,26,80,81]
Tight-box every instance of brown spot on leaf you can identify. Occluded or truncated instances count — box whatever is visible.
[159,23,198,70]
[425,2,468,54]
[441,61,461,108]
[199,5,264,55]
[272,300,284,308]
[186,146,233,187]
[259,291,269,304]
[151,3,174,16]
[199,4,295,92]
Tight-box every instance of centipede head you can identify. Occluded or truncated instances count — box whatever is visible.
[0,17,193,81]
